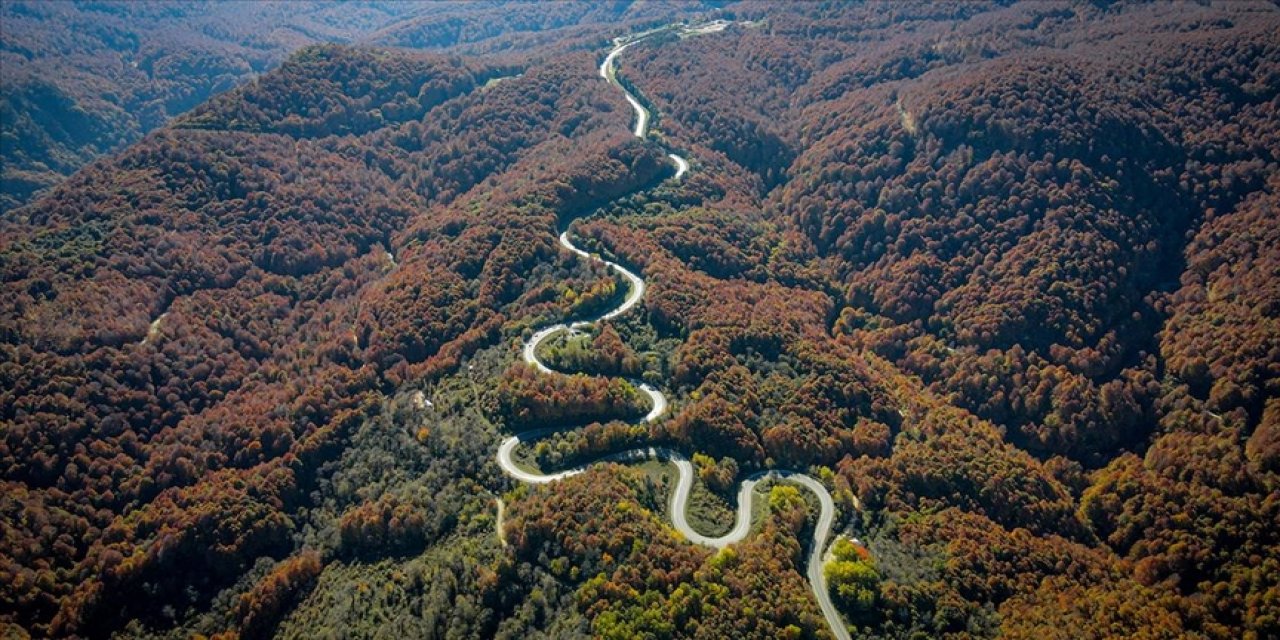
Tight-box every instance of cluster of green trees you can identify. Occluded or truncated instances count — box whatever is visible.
[537,323,647,378]
[824,538,879,615]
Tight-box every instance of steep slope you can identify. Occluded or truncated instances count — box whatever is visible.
[0,1,434,212]
[0,0,717,212]
[595,1,1280,637]
[0,40,669,636]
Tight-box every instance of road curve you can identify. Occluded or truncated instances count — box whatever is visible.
[496,24,850,640]
[599,35,690,183]
[669,153,689,179]
[139,311,169,345]
[599,42,649,138]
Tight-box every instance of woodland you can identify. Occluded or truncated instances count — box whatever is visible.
[0,0,714,212]
[1,1,1279,639]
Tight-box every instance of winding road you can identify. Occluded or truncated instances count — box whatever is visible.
[139,311,168,345]
[496,23,851,640]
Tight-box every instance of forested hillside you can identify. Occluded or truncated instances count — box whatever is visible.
[611,1,1280,636]
[2,1,1278,639]
[0,0,713,212]
[0,0,432,212]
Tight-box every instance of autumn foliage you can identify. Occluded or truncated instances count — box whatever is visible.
[2,1,1279,638]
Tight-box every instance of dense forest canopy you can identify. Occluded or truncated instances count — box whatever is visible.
[2,1,1279,639]
[0,0,715,211]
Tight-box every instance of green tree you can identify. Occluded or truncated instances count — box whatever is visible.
[825,538,880,614]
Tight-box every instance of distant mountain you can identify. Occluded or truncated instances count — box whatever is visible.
[0,0,715,212]
[0,1,431,211]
